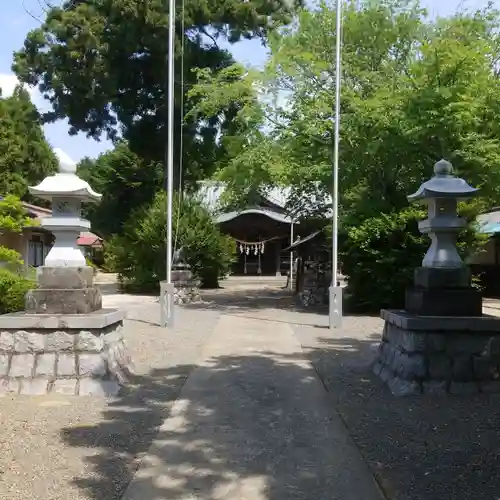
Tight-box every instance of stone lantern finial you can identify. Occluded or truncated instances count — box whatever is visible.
[434,159,453,176]
[54,148,77,174]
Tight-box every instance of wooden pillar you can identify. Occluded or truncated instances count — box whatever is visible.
[275,241,281,276]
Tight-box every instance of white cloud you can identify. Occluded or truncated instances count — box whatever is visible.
[0,73,23,98]
[0,72,48,110]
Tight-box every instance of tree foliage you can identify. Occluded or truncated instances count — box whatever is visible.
[0,86,57,199]
[0,268,34,314]
[0,194,38,268]
[190,0,500,211]
[13,0,302,189]
[106,192,235,291]
[187,0,500,310]
[77,142,163,237]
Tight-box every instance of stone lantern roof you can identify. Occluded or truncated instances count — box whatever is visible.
[408,159,478,202]
[29,148,101,203]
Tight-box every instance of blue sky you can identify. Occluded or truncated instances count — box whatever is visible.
[0,0,494,162]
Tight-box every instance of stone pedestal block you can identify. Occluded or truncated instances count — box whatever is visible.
[161,270,201,305]
[405,286,482,317]
[374,310,500,396]
[171,269,191,282]
[413,266,471,289]
[25,287,102,314]
[174,282,201,305]
[36,266,94,289]
[0,309,133,397]
[25,266,102,314]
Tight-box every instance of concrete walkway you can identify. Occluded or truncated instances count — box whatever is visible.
[121,313,384,500]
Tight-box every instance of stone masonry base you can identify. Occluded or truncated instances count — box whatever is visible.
[174,281,201,305]
[0,314,133,397]
[374,310,500,396]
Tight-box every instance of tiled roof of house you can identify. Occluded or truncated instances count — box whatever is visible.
[77,232,103,247]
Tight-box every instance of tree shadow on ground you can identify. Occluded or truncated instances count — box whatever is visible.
[60,345,381,500]
[294,323,500,500]
[186,286,330,317]
[60,313,500,500]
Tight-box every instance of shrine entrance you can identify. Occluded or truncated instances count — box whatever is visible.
[216,209,295,277]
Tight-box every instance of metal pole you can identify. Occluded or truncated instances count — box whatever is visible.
[163,0,175,327]
[289,221,294,290]
[329,0,343,329]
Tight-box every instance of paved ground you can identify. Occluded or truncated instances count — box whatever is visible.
[180,283,500,500]
[0,303,219,500]
[121,312,382,500]
[2,277,500,500]
[483,297,500,317]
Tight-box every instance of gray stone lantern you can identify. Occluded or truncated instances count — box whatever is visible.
[408,159,478,269]
[405,159,482,318]
[374,158,500,396]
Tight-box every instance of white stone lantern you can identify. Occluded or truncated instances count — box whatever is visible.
[29,148,101,267]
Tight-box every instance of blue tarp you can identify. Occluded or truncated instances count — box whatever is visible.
[480,221,500,234]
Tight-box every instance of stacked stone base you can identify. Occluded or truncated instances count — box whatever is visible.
[298,268,330,307]
[174,280,201,305]
[26,266,102,314]
[0,309,133,397]
[162,269,201,305]
[374,310,500,396]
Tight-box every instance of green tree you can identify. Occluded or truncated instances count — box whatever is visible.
[190,1,500,211]
[270,1,500,215]
[77,142,163,237]
[0,86,57,198]
[0,194,36,267]
[187,0,500,310]
[13,0,302,190]
[0,194,37,314]
[107,192,235,291]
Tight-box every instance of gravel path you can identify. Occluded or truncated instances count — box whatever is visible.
[0,304,219,500]
[3,282,500,500]
[293,316,500,500]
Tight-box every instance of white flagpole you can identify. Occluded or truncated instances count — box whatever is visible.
[329,0,343,329]
[164,0,175,327]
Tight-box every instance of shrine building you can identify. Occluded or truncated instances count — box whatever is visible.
[198,182,297,276]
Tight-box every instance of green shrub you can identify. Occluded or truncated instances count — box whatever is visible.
[341,205,485,313]
[85,257,99,274]
[0,268,33,314]
[107,192,235,292]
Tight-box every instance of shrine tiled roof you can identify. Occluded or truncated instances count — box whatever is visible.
[215,208,295,225]
[196,181,332,218]
[196,181,290,212]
